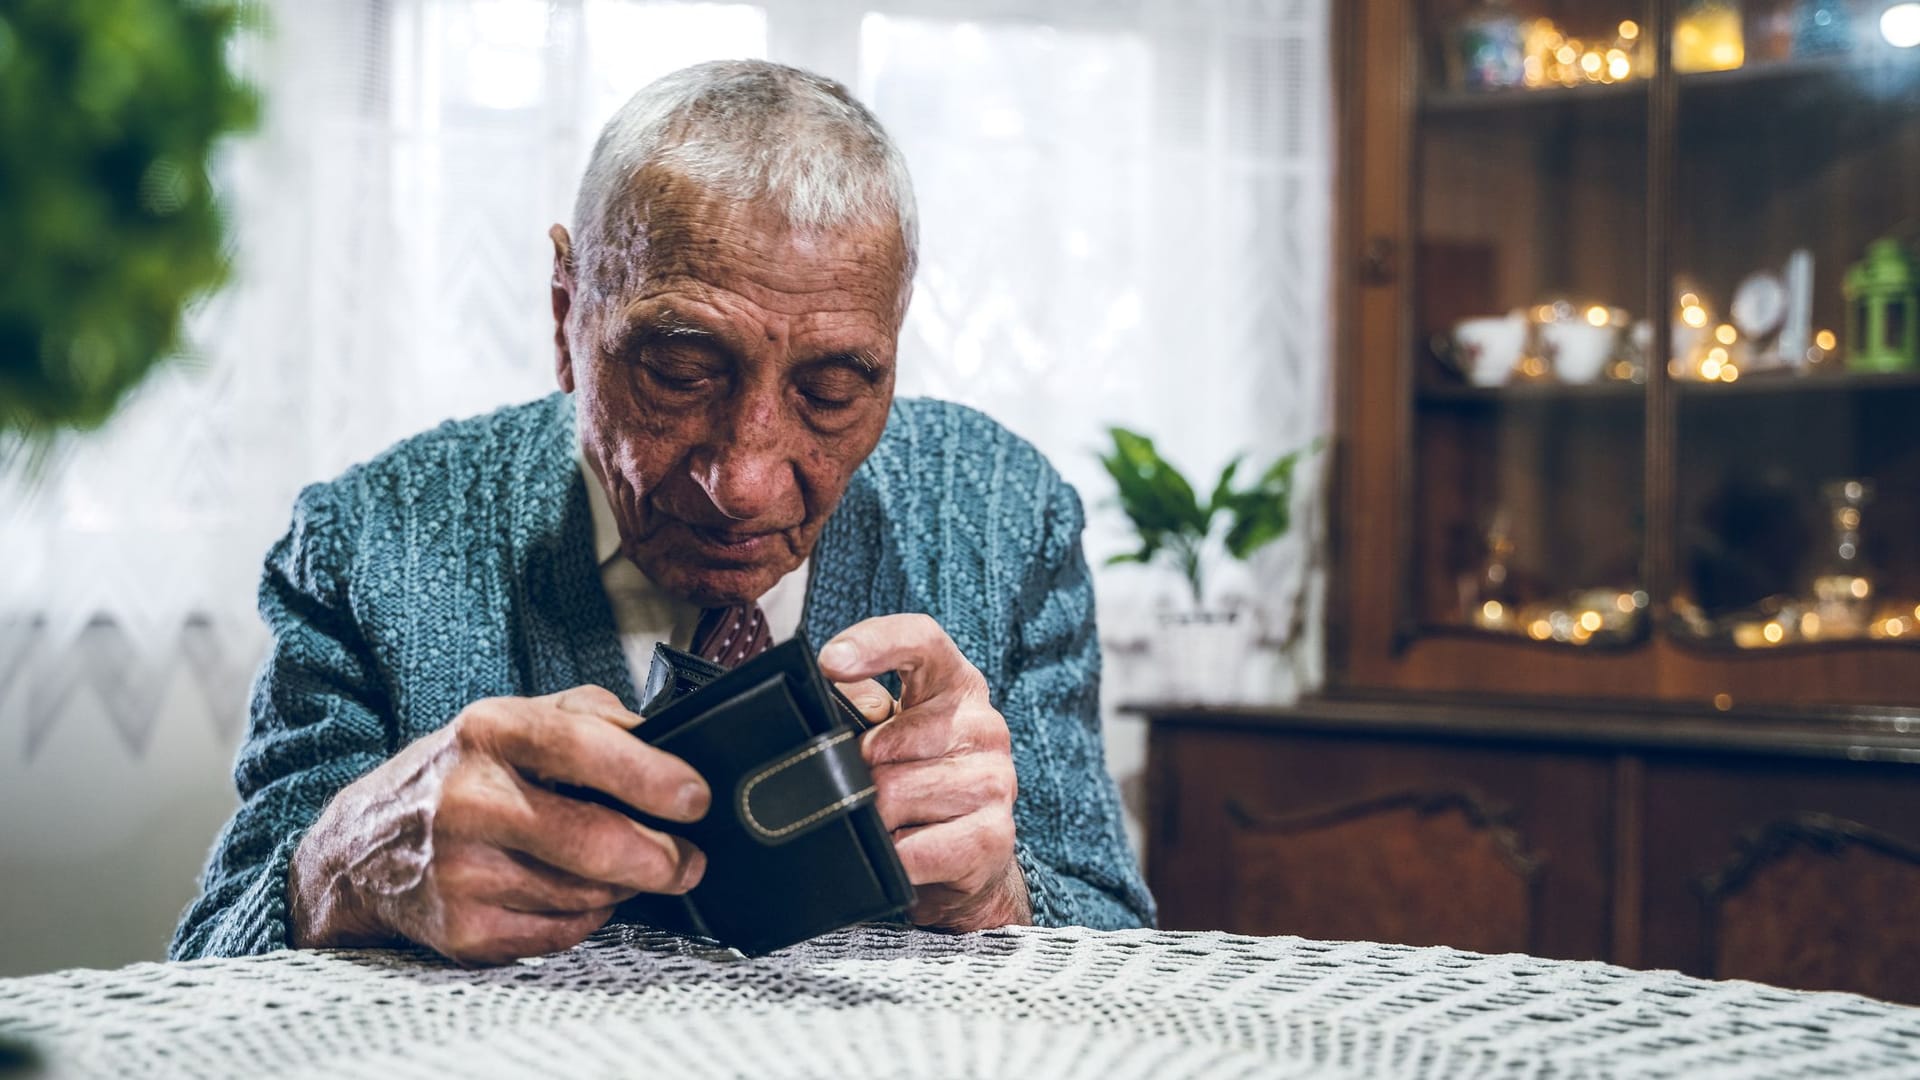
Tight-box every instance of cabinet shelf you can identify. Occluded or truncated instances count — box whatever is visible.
[1416,370,1920,409]
[1680,52,1920,105]
[1421,78,1645,116]
[1420,53,1917,118]
[1674,369,1920,399]
[1417,380,1644,409]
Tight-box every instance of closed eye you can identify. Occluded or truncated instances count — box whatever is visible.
[801,388,857,411]
[796,353,883,412]
[635,340,728,393]
[645,365,715,392]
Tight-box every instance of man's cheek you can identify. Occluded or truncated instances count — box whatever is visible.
[805,409,888,474]
[609,406,704,481]
[795,452,864,515]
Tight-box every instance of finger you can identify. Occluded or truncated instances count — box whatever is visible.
[433,902,615,967]
[834,678,896,724]
[541,684,644,731]
[861,705,953,766]
[436,843,638,914]
[862,695,1011,765]
[462,700,708,822]
[500,775,708,895]
[870,757,1014,831]
[892,810,1016,891]
[446,765,707,895]
[817,614,985,705]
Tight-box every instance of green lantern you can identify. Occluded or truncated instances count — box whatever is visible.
[1843,239,1919,374]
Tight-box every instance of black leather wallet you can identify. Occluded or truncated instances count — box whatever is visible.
[609,637,913,955]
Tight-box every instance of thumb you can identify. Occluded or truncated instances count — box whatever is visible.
[818,614,971,705]
[834,679,897,724]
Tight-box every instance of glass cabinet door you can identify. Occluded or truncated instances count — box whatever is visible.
[1411,0,1654,647]
[1668,2,1920,652]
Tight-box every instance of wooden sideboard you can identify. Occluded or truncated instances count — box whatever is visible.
[1172,0,1920,1010]
[1140,696,1920,1004]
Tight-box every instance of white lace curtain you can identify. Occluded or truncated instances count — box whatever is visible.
[0,0,1332,756]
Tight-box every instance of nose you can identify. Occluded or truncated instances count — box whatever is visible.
[687,389,796,523]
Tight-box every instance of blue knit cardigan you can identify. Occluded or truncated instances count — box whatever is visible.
[171,392,1155,959]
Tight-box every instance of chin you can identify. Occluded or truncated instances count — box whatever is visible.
[644,557,787,608]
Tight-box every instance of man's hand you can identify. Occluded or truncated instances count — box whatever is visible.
[288,686,708,965]
[821,615,1031,931]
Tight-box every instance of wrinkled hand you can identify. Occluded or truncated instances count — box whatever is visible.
[288,686,709,965]
[822,614,1031,931]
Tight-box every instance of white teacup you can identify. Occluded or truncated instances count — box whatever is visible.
[1542,321,1618,384]
[1451,314,1528,386]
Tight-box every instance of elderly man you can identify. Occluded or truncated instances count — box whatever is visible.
[172,60,1152,965]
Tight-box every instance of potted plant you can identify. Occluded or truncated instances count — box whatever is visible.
[1098,427,1321,702]
[0,0,256,471]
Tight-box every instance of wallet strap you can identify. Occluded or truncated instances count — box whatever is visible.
[738,729,876,844]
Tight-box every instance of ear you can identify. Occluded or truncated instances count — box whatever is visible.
[894,281,915,331]
[550,224,578,394]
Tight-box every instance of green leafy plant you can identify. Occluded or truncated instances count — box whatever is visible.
[1099,427,1322,605]
[0,0,258,459]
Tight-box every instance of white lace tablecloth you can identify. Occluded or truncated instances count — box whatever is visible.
[3,924,1918,1078]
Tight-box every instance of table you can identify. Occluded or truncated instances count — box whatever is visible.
[3,924,1918,1078]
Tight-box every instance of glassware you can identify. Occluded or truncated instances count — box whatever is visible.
[1466,511,1519,630]
[1452,0,1528,90]
[1792,0,1854,57]
[1811,479,1876,637]
[1675,0,1747,73]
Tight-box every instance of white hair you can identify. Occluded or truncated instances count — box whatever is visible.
[571,60,918,307]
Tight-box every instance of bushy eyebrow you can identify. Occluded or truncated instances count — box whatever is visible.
[611,307,724,351]
[610,304,888,379]
[814,349,883,379]
[650,311,718,341]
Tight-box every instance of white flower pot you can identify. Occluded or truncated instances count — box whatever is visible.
[1153,609,1253,704]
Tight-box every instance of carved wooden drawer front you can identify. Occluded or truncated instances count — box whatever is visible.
[1707,817,1920,998]
[1642,758,1920,1004]
[1147,724,1613,962]
[1226,790,1538,954]
[1143,705,1920,1003]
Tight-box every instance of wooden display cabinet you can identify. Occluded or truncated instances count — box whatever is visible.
[1144,0,1920,1003]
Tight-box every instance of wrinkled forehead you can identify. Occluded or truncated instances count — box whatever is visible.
[577,166,908,312]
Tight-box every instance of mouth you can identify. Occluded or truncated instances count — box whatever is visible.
[684,524,784,559]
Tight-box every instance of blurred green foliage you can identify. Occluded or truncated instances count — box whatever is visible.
[1099,427,1322,605]
[0,0,257,453]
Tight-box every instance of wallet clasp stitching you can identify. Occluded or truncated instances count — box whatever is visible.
[739,729,875,841]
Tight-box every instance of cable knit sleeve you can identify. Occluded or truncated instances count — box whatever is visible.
[169,479,394,960]
[1002,474,1156,930]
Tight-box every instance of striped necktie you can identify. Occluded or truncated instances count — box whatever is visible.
[690,603,774,668]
